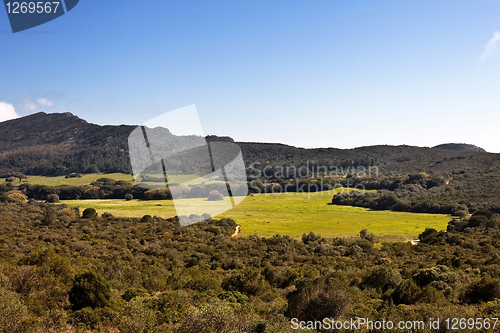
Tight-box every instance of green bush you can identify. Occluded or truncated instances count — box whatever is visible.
[361,266,402,292]
[69,271,111,310]
[462,275,500,303]
[82,208,98,219]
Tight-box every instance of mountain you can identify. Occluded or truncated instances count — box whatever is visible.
[0,112,497,177]
[0,112,134,175]
[433,143,486,153]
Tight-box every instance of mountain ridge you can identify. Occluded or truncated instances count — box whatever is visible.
[0,112,496,176]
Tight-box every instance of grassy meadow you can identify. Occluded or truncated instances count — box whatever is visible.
[4,173,135,186]
[4,173,224,187]
[61,190,451,238]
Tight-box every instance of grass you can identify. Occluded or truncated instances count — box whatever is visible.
[61,190,451,238]
[4,173,222,187]
[4,173,135,186]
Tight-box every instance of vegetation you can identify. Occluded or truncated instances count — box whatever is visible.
[0,200,499,332]
[59,191,450,238]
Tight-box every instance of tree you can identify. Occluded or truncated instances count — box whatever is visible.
[207,190,223,201]
[15,173,27,183]
[69,271,111,310]
[82,208,98,219]
[46,194,60,203]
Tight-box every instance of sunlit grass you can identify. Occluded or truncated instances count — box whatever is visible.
[61,189,450,238]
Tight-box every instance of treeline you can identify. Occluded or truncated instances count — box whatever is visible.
[1,200,500,331]
[0,177,245,201]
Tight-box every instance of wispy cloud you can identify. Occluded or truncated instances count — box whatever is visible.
[21,99,37,111]
[0,101,19,122]
[37,97,54,106]
[481,30,500,61]
[20,97,55,111]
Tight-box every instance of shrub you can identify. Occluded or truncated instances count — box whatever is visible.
[462,275,500,303]
[125,193,133,201]
[69,271,111,310]
[0,288,29,332]
[101,212,114,219]
[287,276,354,321]
[119,298,156,333]
[7,193,28,203]
[391,279,421,305]
[82,208,98,219]
[46,194,60,203]
[361,266,402,292]
[141,215,153,223]
[41,208,57,226]
[122,288,148,302]
[207,190,223,201]
[222,268,269,296]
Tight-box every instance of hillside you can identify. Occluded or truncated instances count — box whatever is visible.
[1,112,498,178]
[0,112,134,175]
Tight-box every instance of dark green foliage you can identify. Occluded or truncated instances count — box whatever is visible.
[361,266,402,292]
[462,275,500,304]
[1,200,500,331]
[69,271,111,310]
[286,275,354,321]
[82,208,97,219]
[222,268,270,296]
[391,279,421,305]
[45,194,59,203]
[121,288,148,302]
[140,215,153,223]
[217,291,249,303]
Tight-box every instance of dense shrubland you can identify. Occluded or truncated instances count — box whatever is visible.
[1,201,500,332]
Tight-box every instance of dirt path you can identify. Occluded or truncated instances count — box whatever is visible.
[231,225,240,238]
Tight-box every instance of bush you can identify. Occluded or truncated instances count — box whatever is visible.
[462,275,500,303]
[391,279,421,305]
[207,190,223,201]
[69,271,111,310]
[287,276,354,321]
[125,193,133,201]
[46,194,60,203]
[7,193,28,203]
[82,208,98,219]
[141,215,153,223]
[101,212,114,219]
[122,288,148,302]
[361,266,402,292]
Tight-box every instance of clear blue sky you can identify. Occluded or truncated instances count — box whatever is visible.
[1,0,500,152]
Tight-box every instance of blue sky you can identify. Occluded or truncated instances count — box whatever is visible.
[1,0,500,152]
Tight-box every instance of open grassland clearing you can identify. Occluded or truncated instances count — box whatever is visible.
[3,173,225,187]
[3,173,135,186]
[61,190,450,238]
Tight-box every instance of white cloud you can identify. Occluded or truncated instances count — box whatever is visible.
[37,98,54,106]
[0,101,19,122]
[19,97,55,111]
[21,99,37,111]
[481,30,500,61]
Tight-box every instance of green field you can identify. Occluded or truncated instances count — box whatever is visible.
[3,173,224,187]
[61,191,451,238]
[4,173,135,186]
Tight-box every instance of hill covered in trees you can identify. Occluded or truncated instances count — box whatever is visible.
[0,111,496,177]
